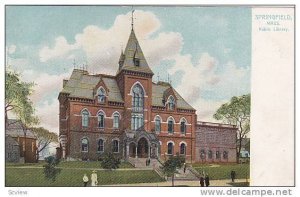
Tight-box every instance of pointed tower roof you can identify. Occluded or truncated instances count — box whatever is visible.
[117,29,153,75]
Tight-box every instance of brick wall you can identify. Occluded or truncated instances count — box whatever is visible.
[195,123,237,163]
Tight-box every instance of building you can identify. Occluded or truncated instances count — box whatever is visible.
[5,135,20,163]
[6,119,37,163]
[195,121,237,163]
[58,27,237,163]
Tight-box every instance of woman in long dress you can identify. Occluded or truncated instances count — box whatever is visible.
[91,170,98,186]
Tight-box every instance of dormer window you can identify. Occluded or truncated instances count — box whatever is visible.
[98,87,106,103]
[134,57,140,67]
[167,95,175,110]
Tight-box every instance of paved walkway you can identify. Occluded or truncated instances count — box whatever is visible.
[104,179,247,187]
[6,166,152,171]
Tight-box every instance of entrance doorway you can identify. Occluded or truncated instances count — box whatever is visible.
[137,137,149,158]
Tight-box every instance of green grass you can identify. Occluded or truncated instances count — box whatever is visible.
[6,161,133,169]
[192,163,250,180]
[6,168,164,186]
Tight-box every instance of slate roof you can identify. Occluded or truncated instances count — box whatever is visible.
[117,30,153,75]
[6,119,36,139]
[152,82,195,110]
[60,69,124,103]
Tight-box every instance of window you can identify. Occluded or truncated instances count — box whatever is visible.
[208,150,213,159]
[180,143,186,155]
[97,139,104,152]
[167,118,174,134]
[200,149,206,159]
[223,151,228,159]
[180,119,186,134]
[134,57,140,67]
[112,140,119,153]
[131,84,144,131]
[216,151,220,159]
[167,142,174,155]
[98,112,105,128]
[81,138,89,152]
[81,109,89,127]
[167,96,175,110]
[155,116,161,132]
[113,113,120,129]
[98,88,106,103]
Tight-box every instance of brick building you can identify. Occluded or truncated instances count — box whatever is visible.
[6,119,37,163]
[58,28,237,163]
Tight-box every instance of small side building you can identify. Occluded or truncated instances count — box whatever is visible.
[6,119,37,163]
[5,135,20,163]
[195,121,237,163]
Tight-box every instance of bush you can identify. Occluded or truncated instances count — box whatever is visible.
[43,156,61,182]
[100,153,121,170]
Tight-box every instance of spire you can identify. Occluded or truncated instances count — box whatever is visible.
[131,9,135,30]
[117,27,153,75]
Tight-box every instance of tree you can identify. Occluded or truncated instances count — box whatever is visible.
[100,152,121,170]
[5,69,38,126]
[43,156,61,182]
[5,69,39,162]
[160,154,185,186]
[213,94,250,162]
[31,127,59,162]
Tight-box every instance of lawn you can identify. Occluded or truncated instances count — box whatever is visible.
[6,161,133,169]
[192,163,250,180]
[6,168,164,186]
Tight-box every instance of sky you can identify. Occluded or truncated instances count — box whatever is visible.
[6,6,251,134]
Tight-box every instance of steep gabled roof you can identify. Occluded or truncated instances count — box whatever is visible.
[6,119,36,139]
[117,30,153,75]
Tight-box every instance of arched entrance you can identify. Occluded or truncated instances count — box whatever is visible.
[129,143,136,157]
[137,137,149,158]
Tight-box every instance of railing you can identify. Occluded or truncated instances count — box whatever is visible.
[187,166,201,179]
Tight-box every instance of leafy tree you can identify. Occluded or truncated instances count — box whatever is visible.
[5,69,38,126]
[31,127,59,162]
[43,156,61,182]
[160,154,185,186]
[100,152,121,170]
[213,94,250,162]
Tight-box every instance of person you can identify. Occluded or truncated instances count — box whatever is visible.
[183,163,186,173]
[91,170,98,186]
[205,174,210,187]
[82,173,89,187]
[148,158,151,166]
[199,175,205,187]
[231,170,236,182]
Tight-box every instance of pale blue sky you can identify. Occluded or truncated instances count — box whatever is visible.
[6,6,251,132]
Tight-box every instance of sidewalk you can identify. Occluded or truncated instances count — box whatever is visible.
[104,179,247,187]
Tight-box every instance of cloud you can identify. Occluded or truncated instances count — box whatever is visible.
[39,36,79,62]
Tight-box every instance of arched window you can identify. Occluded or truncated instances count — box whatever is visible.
[208,150,213,159]
[112,140,119,153]
[81,109,89,127]
[81,138,89,152]
[113,113,120,129]
[180,143,186,155]
[131,83,144,130]
[97,139,104,152]
[98,87,106,103]
[216,151,220,159]
[200,149,206,159]
[155,116,161,133]
[132,84,144,112]
[167,142,174,155]
[167,95,175,110]
[180,118,187,134]
[167,117,174,134]
[98,112,105,128]
[223,151,228,159]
